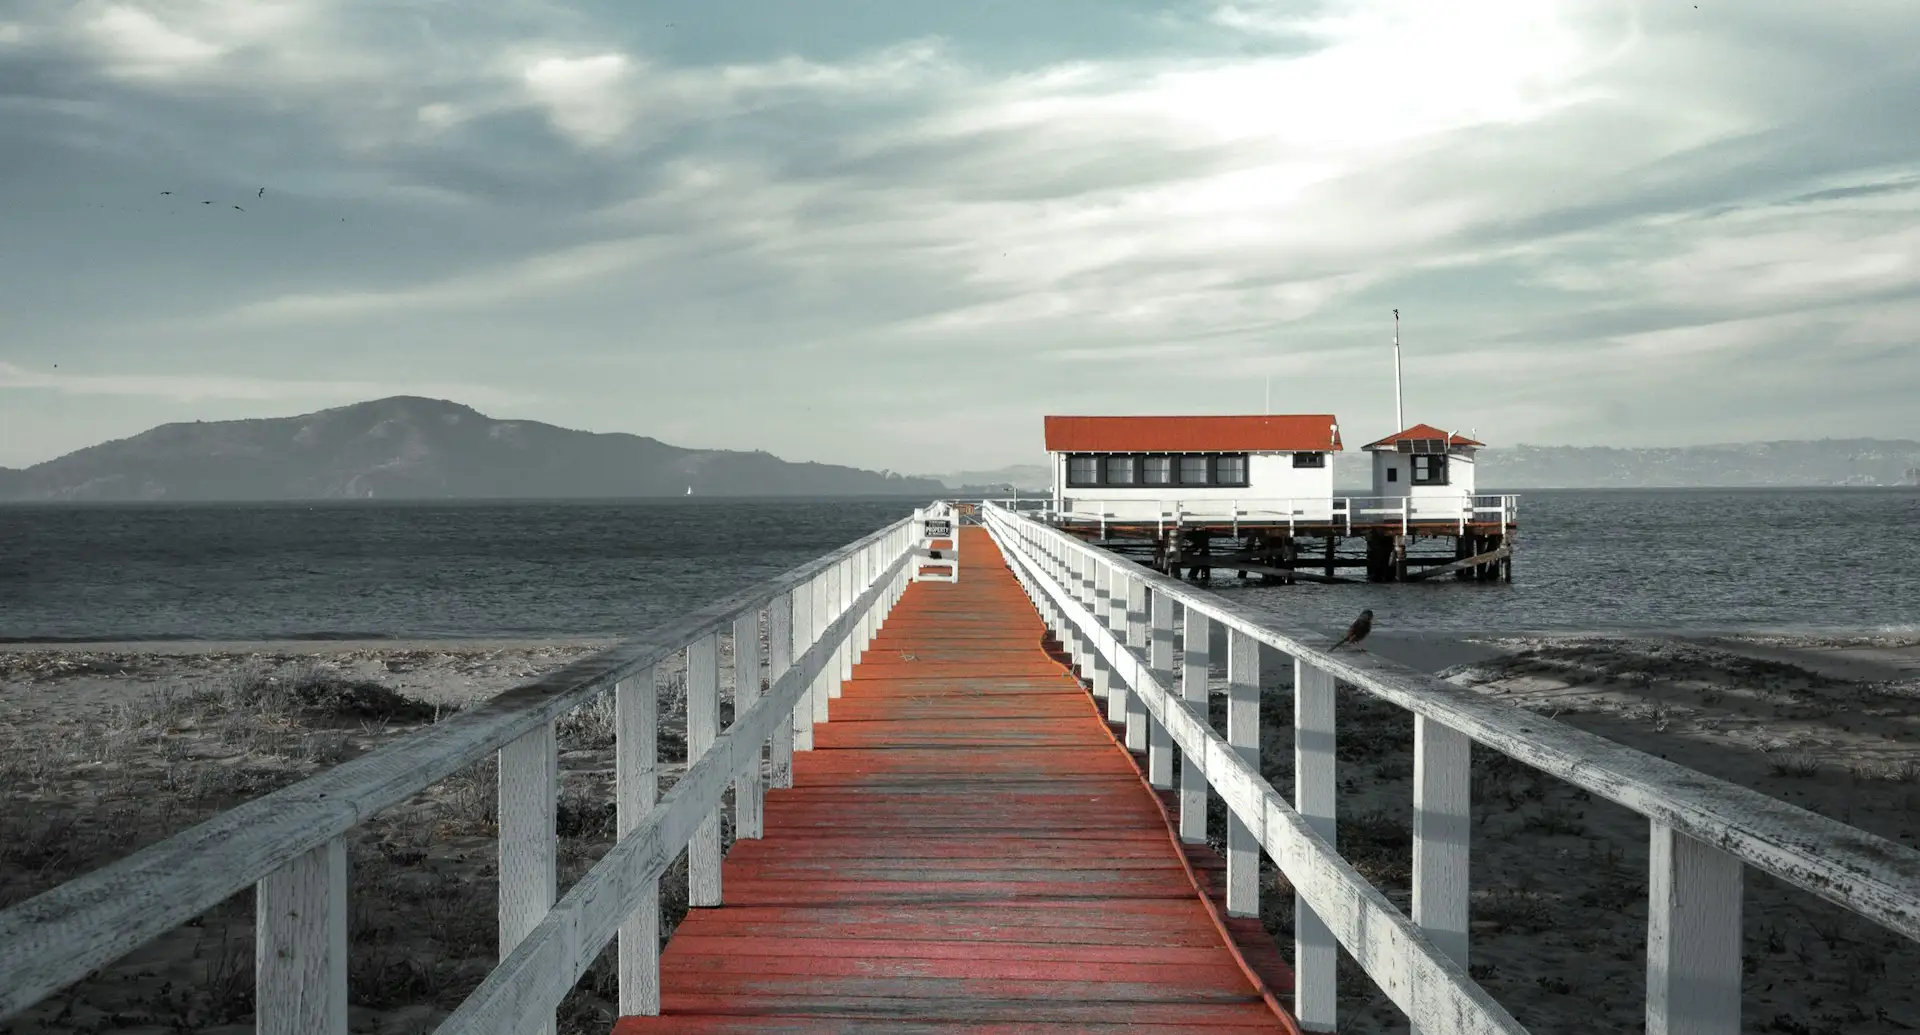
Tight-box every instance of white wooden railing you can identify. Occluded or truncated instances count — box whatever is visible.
[0,509,932,1034]
[1051,494,1519,537]
[981,501,1920,1035]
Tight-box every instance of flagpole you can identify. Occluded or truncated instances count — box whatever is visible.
[1392,308,1404,431]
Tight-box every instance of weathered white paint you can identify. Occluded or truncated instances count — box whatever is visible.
[1411,715,1472,1035]
[497,722,557,1035]
[256,836,347,1035]
[1646,823,1743,1035]
[1292,659,1338,1031]
[1106,563,1130,725]
[1124,576,1150,752]
[812,571,833,724]
[733,608,765,839]
[1091,560,1113,704]
[1179,608,1211,844]
[987,521,1526,1035]
[984,506,1920,948]
[687,634,722,908]
[789,583,815,752]
[430,546,909,1035]
[615,671,660,1015]
[1147,591,1175,789]
[0,516,915,1028]
[767,593,794,790]
[1226,629,1260,919]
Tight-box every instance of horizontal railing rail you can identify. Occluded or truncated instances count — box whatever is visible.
[1051,495,1519,534]
[0,509,925,1032]
[982,502,1920,1034]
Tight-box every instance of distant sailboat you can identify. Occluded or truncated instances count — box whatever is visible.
[685,485,693,496]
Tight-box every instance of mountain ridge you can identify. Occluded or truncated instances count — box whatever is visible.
[0,396,947,501]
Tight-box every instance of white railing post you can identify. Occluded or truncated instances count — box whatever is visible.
[1647,822,1744,1035]
[791,585,815,752]
[1091,558,1113,708]
[1179,609,1210,843]
[811,571,832,725]
[616,669,660,1015]
[1411,715,1471,1035]
[768,591,795,789]
[1226,629,1260,918]
[733,607,764,840]
[838,557,854,685]
[1295,657,1338,1032]
[1147,590,1175,789]
[1124,574,1149,752]
[498,720,558,1035]
[1105,562,1129,725]
[688,633,722,907]
[256,837,347,1035]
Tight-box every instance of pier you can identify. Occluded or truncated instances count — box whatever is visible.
[4,502,1919,1034]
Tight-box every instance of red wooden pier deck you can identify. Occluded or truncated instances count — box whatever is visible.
[615,527,1297,1034]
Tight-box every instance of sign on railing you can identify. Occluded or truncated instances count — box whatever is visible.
[913,503,959,582]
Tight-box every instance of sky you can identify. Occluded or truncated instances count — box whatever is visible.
[2,1,1917,474]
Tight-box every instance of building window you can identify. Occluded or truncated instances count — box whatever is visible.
[1143,455,1173,485]
[1412,455,1449,485]
[1386,467,1399,483]
[1104,454,1137,485]
[1293,452,1326,468]
[1067,455,1100,486]
[1178,455,1210,485]
[1214,454,1248,486]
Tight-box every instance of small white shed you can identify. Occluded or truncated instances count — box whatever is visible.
[1362,423,1483,520]
[1045,414,1343,523]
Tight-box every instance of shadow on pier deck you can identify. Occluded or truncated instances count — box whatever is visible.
[614,527,1297,1033]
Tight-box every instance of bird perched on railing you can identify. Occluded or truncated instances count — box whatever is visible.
[1331,609,1373,650]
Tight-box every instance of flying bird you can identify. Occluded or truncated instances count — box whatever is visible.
[233,205,244,211]
[160,191,172,195]
[203,200,213,204]
[257,187,266,198]
[1331,609,1373,650]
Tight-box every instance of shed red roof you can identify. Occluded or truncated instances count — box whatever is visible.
[1043,415,1342,453]
[1362,423,1484,450]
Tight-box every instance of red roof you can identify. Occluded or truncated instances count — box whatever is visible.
[1043,415,1342,453]
[1362,423,1484,450]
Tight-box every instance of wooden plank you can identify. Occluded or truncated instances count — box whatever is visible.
[617,671,662,1015]
[1179,608,1210,844]
[498,723,558,1035]
[614,527,1293,1034]
[689,634,722,908]
[1225,630,1260,920]
[1411,715,1471,1035]
[1148,590,1176,789]
[255,836,347,1035]
[1125,576,1150,752]
[1401,544,1511,582]
[734,607,765,840]
[768,593,795,789]
[1646,823,1743,1035]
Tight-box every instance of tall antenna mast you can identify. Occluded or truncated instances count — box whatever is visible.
[1392,308,1404,431]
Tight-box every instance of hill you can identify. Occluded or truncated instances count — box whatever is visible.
[0,397,947,501]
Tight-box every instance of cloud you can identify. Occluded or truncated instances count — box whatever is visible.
[2,0,1918,468]
[0,361,534,408]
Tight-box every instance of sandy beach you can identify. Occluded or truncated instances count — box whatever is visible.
[3,631,1918,1033]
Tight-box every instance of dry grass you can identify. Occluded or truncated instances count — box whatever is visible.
[0,648,696,1035]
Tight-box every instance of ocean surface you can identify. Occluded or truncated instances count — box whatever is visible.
[1,490,1916,642]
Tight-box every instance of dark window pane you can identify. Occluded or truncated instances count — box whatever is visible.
[1179,455,1210,484]
[1143,456,1173,484]
[1067,455,1099,485]
[1104,455,1137,484]
[1216,455,1247,484]
[1293,452,1325,468]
